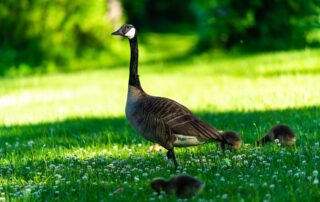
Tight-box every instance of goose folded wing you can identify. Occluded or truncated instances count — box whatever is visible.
[166,114,221,141]
[139,96,221,141]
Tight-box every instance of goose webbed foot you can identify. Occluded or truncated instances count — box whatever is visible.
[167,149,179,169]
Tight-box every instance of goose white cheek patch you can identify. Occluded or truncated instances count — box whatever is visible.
[125,28,136,39]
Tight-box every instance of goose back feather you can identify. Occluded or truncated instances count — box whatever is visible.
[126,86,222,149]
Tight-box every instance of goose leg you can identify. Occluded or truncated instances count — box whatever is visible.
[220,142,226,150]
[167,148,178,169]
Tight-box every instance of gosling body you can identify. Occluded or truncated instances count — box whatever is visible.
[257,124,296,146]
[150,175,205,199]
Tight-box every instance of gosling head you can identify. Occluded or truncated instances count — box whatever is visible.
[271,124,296,146]
[150,178,168,194]
[150,175,205,199]
[112,24,136,39]
[257,124,296,146]
[169,175,205,199]
[221,131,242,151]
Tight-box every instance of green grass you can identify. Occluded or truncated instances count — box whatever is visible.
[0,34,320,201]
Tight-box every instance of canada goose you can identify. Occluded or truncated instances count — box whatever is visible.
[112,24,224,168]
[256,124,296,146]
[220,131,242,151]
[150,175,205,199]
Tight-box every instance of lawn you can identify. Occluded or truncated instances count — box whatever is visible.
[0,34,320,201]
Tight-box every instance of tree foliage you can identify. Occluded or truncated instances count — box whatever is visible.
[122,0,319,50]
[0,0,319,75]
[192,0,319,50]
[0,0,112,74]
[121,0,196,32]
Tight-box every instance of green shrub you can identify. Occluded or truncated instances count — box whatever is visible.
[0,0,113,75]
[121,0,196,32]
[192,0,319,50]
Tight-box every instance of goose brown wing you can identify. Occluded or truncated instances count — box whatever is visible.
[167,114,221,141]
[139,96,221,141]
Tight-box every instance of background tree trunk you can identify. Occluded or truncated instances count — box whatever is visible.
[106,0,123,28]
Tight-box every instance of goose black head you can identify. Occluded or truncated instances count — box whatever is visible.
[112,24,136,39]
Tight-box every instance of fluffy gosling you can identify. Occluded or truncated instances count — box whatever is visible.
[257,124,296,146]
[221,131,242,151]
[150,175,205,199]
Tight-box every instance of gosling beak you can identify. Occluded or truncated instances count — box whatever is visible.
[233,140,242,150]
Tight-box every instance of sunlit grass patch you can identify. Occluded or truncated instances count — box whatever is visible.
[0,43,320,201]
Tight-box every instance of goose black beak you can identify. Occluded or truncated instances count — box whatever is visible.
[111,29,122,36]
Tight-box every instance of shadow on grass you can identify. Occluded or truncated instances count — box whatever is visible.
[0,153,168,202]
[0,105,319,151]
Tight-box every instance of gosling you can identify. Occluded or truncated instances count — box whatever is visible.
[257,124,296,146]
[220,131,242,151]
[150,175,205,199]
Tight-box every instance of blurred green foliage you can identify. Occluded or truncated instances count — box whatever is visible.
[0,0,115,75]
[121,0,196,32]
[192,0,320,50]
[0,0,319,76]
[123,0,320,50]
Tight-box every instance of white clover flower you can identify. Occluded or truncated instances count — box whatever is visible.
[15,142,19,147]
[82,175,88,181]
[269,184,275,189]
[222,194,228,199]
[313,170,318,177]
[134,176,139,182]
[5,142,12,148]
[27,140,34,146]
[313,178,319,184]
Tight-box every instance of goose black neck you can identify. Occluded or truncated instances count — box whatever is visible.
[128,36,142,89]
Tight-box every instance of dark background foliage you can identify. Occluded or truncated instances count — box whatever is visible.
[0,0,319,75]
[123,0,319,50]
